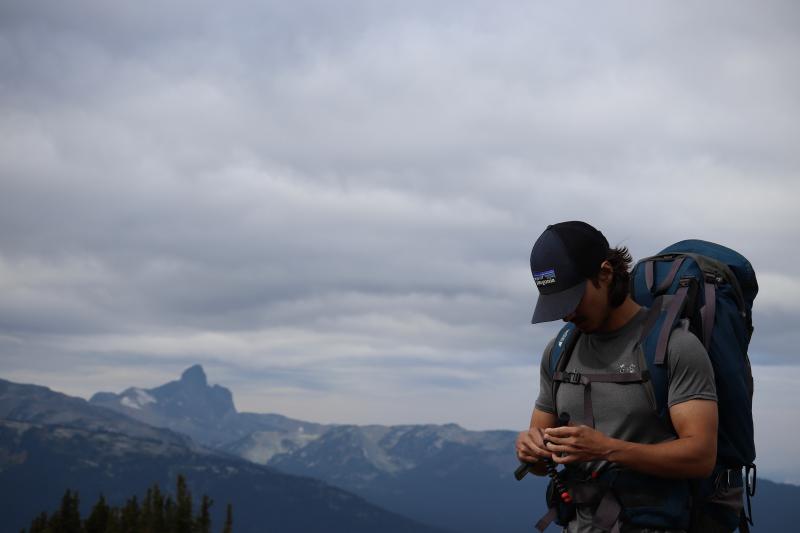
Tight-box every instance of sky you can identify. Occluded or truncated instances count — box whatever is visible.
[1,1,799,483]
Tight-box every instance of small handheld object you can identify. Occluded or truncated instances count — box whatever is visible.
[514,413,572,503]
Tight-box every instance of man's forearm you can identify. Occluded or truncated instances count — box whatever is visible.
[545,399,718,478]
[605,434,715,478]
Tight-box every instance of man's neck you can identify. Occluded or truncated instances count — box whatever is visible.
[597,297,642,333]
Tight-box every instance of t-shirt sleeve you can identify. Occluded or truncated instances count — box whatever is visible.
[667,322,718,407]
[534,338,557,414]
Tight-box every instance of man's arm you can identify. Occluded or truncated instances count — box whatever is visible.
[515,408,558,476]
[543,399,717,478]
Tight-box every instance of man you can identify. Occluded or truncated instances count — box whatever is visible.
[516,221,718,533]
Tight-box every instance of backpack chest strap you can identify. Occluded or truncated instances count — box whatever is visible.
[553,371,651,427]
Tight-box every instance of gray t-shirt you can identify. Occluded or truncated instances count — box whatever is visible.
[534,308,717,533]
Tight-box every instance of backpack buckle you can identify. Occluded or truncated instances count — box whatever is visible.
[563,372,582,385]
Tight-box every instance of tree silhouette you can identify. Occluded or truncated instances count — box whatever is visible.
[196,494,213,533]
[222,503,233,533]
[48,489,81,533]
[119,496,139,533]
[21,475,232,533]
[174,475,193,533]
[85,494,112,533]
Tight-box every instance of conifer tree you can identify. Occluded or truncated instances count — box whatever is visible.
[152,484,167,533]
[49,489,81,533]
[196,494,213,533]
[119,495,140,533]
[140,486,154,532]
[174,474,193,533]
[221,503,233,533]
[98,507,122,533]
[85,493,111,533]
[164,494,177,532]
[26,511,48,533]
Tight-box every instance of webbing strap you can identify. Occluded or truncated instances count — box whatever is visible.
[553,371,651,428]
[593,490,622,533]
[645,260,655,292]
[655,284,689,365]
[552,372,594,427]
[745,464,756,526]
[553,371,651,384]
[535,506,557,532]
[655,257,686,294]
[700,281,716,350]
[583,381,593,427]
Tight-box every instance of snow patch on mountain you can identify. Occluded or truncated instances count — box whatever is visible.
[234,430,322,464]
[120,388,157,410]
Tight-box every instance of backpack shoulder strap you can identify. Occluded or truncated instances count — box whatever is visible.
[640,289,691,417]
[548,322,580,377]
[548,323,581,416]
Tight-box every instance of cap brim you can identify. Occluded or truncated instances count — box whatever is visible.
[531,280,586,324]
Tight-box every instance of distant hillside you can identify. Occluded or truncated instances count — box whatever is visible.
[267,423,545,532]
[1,377,198,450]
[0,379,444,533]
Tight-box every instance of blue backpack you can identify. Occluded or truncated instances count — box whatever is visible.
[541,240,757,532]
[631,239,757,532]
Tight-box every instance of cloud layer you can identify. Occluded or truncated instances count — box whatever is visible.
[1,1,799,478]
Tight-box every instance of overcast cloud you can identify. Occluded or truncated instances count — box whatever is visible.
[1,1,799,483]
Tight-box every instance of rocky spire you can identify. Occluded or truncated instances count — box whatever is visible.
[180,364,208,387]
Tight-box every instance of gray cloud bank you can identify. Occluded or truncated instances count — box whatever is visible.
[1,1,799,480]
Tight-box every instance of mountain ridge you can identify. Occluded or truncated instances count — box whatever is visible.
[0,378,447,533]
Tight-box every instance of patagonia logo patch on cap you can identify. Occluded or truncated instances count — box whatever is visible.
[533,269,556,287]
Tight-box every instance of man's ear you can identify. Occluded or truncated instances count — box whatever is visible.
[598,260,613,285]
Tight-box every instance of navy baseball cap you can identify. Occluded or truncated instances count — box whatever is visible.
[530,221,609,324]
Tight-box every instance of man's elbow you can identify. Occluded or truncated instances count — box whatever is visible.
[693,441,717,478]
[695,456,716,478]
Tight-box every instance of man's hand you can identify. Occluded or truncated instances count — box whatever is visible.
[515,408,557,476]
[543,424,613,464]
[516,426,551,465]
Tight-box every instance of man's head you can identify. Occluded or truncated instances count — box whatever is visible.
[530,221,632,332]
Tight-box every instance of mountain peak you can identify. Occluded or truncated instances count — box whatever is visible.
[181,365,208,387]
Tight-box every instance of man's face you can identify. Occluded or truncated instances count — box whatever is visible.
[562,268,613,333]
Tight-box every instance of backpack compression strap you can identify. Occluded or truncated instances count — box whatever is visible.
[644,257,686,294]
[700,275,717,350]
[653,280,690,365]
